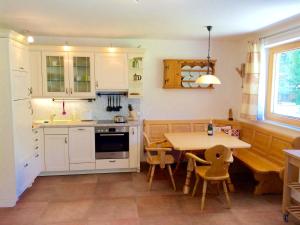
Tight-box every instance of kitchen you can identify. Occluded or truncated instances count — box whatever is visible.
[1,38,145,203]
[1,1,300,225]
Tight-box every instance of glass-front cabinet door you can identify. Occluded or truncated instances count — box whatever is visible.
[69,53,95,97]
[42,52,69,97]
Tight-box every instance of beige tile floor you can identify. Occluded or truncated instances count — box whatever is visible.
[0,166,296,225]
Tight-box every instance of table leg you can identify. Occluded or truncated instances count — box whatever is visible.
[173,151,184,175]
[183,157,194,194]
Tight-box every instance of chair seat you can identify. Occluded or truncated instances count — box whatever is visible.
[147,155,175,165]
[195,166,230,181]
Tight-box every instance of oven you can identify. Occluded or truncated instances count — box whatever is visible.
[95,126,129,159]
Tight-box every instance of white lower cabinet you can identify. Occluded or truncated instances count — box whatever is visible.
[69,127,95,171]
[42,126,140,173]
[44,133,69,172]
[129,126,139,168]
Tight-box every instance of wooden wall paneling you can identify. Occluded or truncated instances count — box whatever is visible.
[269,137,292,166]
[251,130,271,156]
[170,123,192,133]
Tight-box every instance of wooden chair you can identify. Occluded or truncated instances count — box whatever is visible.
[143,132,176,191]
[186,145,231,211]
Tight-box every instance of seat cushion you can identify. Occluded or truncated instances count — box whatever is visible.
[147,154,175,165]
[195,166,229,181]
[233,150,282,174]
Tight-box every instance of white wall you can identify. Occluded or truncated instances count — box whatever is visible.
[32,37,245,121]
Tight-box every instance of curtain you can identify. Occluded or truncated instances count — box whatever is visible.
[240,42,260,120]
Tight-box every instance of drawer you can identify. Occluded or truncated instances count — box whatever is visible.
[44,128,68,135]
[70,163,95,171]
[96,159,129,170]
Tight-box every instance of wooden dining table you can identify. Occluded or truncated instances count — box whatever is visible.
[164,131,251,194]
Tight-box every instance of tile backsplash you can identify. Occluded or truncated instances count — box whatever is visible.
[31,95,141,121]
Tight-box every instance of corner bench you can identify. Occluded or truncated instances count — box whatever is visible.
[143,119,300,195]
[233,121,299,195]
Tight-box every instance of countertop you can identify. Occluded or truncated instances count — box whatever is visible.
[32,120,141,129]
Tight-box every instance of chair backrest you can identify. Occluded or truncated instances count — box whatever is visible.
[204,145,230,178]
[143,132,168,169]
[143,132,151,148]
[292,137,300,149]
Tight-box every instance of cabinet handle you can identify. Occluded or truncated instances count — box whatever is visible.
[65,137,67,144]
[109,160,116,163]
[19,67,24,70]
[77,128,85,131]
[132,129,135,135]
[24,163,29,168]
[70,88,73,94]
[35,146,39,150]
[95,81,99,88]
[35,138,38,142]
[66,88,68,94]
[35,154,39,158]
[34,130,38,134]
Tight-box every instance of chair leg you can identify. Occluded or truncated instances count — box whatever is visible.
[147,165,152,181]
[192,175,199,197]
[167,165,176,191]
[222,180,231,209]
[201,180,207,211]
[148,165,156,191]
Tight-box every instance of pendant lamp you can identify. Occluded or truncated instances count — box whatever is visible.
[196,26,221,85]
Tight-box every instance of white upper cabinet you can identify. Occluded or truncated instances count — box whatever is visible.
[95,53,128,90]
[29,50,43,97]
[11,40,29,72]
[69,127,95,164]
[10,41,31,100]
[42,51,95,98]
[69,52,95,97]
[42,52,69,97]
[11,70,31,100]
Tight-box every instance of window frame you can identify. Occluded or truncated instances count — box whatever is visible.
[266,40,300,127]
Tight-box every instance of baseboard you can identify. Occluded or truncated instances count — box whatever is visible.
[0,198,17,207]
[40,168,140,176]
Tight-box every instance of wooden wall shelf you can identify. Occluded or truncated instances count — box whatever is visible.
[163,59,216,89]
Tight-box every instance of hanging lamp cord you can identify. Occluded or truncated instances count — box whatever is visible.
[206,26,212,75]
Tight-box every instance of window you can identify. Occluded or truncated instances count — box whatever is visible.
[266,41,300,126]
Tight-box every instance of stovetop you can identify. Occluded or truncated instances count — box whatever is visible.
[96,120,127,125]
[96,120,115,124]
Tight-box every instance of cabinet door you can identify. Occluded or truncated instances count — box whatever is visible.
[69,127,95,164]
[29,50,43,97]
[42,52,69,97]
[163,60,181,88]
[11,70,31,100]
[129,126,139,168]
[12,100,34,163]
[44,135,69,171]
[95,53,128,90]
[11,41,29,72]
[69,53,95,97]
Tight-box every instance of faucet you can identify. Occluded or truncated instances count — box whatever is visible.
[50,114,56,122]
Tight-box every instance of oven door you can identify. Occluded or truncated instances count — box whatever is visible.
[95,132,129,159]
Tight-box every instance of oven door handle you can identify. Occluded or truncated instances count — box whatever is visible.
[98,133,125,136]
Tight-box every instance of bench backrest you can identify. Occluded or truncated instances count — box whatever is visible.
[239,122,295,167]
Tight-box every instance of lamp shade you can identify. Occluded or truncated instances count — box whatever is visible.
[195,74,221,85]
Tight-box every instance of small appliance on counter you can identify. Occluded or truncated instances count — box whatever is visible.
[127,104,138,121]
[113,115,127,123]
